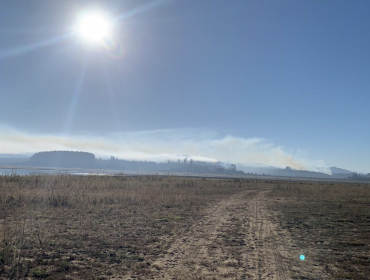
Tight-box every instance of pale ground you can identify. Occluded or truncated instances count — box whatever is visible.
[142,189,328,280]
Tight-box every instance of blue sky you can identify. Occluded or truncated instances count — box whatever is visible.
[0,0,369,172]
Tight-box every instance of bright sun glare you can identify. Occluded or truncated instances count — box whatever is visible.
[76,11,111,43]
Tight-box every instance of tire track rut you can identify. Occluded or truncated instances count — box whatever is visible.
[150,189,325,279]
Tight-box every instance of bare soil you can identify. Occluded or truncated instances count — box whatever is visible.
[149,189,328,280]
[269,182,370,280]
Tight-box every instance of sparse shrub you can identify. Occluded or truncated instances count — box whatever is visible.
[32,268,51,278]
[0,174,256,279]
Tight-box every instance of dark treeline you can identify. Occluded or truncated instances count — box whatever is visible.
[348,172,370,181]
[98,156,241,175]
[246,166,365,180]
[25,151,368,180]
[251,166,333,179]
[30,151,95,168]
[28,151,241,175]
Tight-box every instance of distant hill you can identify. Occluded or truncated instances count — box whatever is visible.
[26,151,240,175]
[252,166,332,179]
[239,165,356,179]
[2,151,364,179]
[330,166,352,175]
[30,151,95,168]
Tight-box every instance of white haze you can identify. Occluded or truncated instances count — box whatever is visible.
[0,126,331,173]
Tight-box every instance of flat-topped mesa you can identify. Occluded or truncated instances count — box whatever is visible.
[30,151,95,168]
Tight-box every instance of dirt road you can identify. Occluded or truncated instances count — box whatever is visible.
[150,189,328,280]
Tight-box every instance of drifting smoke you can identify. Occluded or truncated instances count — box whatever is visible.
[0,126,329,172]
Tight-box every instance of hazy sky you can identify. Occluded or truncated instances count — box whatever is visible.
[0,0,369,172]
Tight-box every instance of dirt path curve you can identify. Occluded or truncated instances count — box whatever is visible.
[150,189,325,280]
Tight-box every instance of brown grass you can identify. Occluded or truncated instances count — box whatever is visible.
[1,175,369,279]
[270,181,370,280]
[0,174,254,279]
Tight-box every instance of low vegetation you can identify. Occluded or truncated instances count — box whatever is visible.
[0,174,252,279]
[271,181,370,280]
[1,175,369,279]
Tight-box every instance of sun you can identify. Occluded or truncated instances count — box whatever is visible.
[76,11,111,43]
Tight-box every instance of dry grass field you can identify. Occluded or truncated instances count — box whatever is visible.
[0,175,369,279]
[270,182,370,279]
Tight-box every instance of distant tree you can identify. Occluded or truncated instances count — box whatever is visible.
[349,172,370,181]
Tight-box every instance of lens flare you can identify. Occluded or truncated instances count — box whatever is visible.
[101,35,124,59]
[300,255,305,261]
